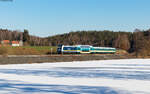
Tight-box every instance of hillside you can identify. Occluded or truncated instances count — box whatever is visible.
[1,28,150,56]
[47,29,150,57]
[47,30,132,50]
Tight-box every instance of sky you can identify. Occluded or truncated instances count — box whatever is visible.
[0,0,150,37]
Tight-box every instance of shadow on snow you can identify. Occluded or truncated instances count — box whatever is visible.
[0,66,150,80]
[0,79,129,94]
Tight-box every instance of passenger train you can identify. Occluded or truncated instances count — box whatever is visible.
[57,45,116,54]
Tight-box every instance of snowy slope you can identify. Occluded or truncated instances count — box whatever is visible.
[0,59,150,94]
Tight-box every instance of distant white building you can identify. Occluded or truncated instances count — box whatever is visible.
[12,41,19,46]
[1,40,23,47]
[12,40,23,46]
[1,40,10,46]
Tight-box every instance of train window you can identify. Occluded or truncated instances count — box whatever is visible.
[63,47,69,50]
[63,47,77,50]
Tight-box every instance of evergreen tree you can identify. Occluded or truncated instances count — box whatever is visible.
[23,29,30,45]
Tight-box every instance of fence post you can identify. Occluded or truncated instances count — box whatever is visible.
[51,48,53,55]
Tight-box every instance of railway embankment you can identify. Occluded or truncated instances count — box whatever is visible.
[0,54,133,65]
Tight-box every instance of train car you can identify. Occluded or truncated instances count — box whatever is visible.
[90,47,116,54]
[60,45,80,54]
[57,45,116,54]
[62,45,80,54]
[78,45,92,54]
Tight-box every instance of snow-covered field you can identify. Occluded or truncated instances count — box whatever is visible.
[0,59,150,94]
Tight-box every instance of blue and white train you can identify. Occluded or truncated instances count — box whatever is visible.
[57,45,116,54]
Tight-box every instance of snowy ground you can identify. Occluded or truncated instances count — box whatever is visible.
[0,59,150,94]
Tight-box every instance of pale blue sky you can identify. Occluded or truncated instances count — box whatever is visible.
[0,0,150,37]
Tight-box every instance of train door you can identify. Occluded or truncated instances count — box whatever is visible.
[80,45,91,53]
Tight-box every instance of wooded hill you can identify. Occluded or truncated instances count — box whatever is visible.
[47,29,150,56]
[1,28,150,56]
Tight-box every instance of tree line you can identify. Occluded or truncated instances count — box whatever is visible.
[1,28,150,56]
[47,29,150,56]
[0,29,48,46]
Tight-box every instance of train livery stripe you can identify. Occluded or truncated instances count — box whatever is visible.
[63,50,116,53]
[91,50,116,52]
[90,51,116,52]
[63,50,80,52]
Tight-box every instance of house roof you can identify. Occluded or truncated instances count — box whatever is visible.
[12,41,19,44]
[2,40,10,43]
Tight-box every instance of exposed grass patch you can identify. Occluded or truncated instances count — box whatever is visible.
[0,47,8,55]
[116,49,128,55]
[5,46,57,55]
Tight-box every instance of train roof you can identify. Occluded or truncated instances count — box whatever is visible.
[61,45,116,49]
[93,47,116,49]
[62,45,92,47]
